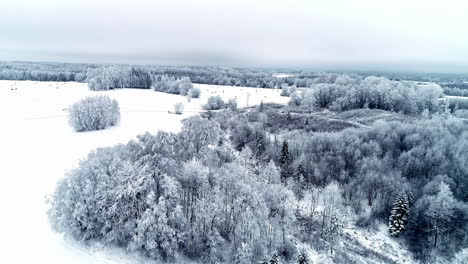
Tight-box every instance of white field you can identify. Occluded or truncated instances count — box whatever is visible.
[0,80,288,264]
[273,73,294,78]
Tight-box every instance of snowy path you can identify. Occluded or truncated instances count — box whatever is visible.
[0,80,287,263]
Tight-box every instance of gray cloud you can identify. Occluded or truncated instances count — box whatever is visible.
[1,0,467,72]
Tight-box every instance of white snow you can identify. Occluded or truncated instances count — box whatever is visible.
[273,73,294,78]
[0,80,287,263]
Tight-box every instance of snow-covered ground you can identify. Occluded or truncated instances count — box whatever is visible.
[0,80,287,264]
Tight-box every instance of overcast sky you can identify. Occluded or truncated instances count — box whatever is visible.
[1,0,467,72]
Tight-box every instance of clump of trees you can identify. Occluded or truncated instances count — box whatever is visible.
[152,75,195,95]
[86,66,201,98]
[187,86,201,99]
[87,66,152,90]
[49,116,301,263]
[291,76,443,114]
[202,95,226,110]
[68,95,120,132]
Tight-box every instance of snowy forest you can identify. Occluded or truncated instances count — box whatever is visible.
[1,60,467,263]
[37,62,468,263]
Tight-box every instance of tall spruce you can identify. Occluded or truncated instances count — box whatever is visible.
[279,140,292,182]
[388,193,412,237]
[255,130,266,157]
[297,250,310,264]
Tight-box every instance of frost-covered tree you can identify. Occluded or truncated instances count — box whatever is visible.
[187,86,201,99]
[68,95,120,132]
[452,248,468,264]
[226,98,238,110]
[425,182,455,248]
[174,102,184,114]
[203,95,226,110]
[322,215,341,255]
[301,89,316,114]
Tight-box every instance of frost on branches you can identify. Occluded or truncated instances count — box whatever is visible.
[68,95,120,132]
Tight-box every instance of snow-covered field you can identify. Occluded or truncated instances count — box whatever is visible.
[273,73,294,78]
[0,80,288,264]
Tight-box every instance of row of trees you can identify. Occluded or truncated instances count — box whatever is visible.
[443,86,468,97]
[0,61,88,82]
[86,66,202,98]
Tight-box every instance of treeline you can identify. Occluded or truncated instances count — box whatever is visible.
[148,66,359,88]
[289,76,443,114]
[87,66,152,90]
[87,66,201,97]
[0,61,88,82]
[443,86,468,97]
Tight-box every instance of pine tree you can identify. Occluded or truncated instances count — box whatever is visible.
[286,110,292,121]
[259,100,265,112]
[388,193,411,237]
[279,140,292,182]
[260,251,281,264]
[293,164,306,198]
[255,130,266,157]
[296,164,306,183]
[297,250,309,264]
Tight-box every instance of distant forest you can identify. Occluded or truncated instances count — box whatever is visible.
[1,61,467,92]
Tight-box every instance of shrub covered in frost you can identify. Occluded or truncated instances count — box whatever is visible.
[202,95,226,110]
[68,95,120,132]
[174,102,184,115]
[187,87,201,98]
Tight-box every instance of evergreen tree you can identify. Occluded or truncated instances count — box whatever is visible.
[259,100,265,112]
[261,251,281,264]
[286,110,292,121]
[293,164,306,198]
[279,140,292,182]
[255,130,266,157]
[297,250,310,264]
[296,164,306,183]
[388,193,411,237]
